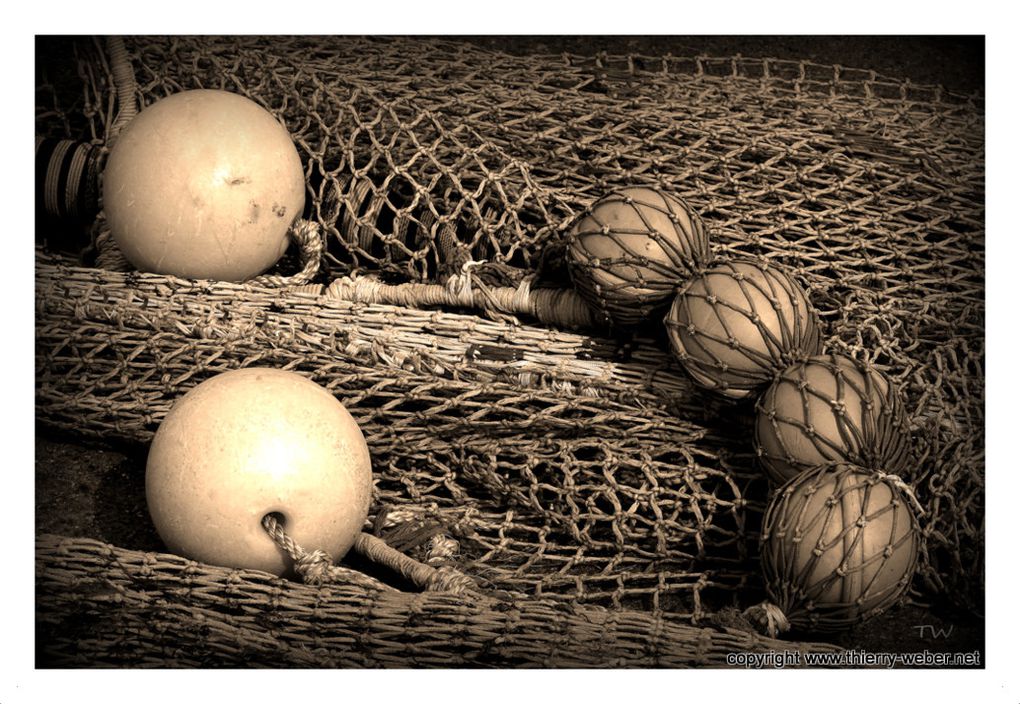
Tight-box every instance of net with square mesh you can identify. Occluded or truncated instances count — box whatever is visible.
[34,36,983,666]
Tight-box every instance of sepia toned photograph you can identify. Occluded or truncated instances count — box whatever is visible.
[34,34,984,671]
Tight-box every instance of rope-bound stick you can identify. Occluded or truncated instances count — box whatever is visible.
[261,514,478,594]
[324,259,598,330]
[354,531,478,594]
[742,601,792,639]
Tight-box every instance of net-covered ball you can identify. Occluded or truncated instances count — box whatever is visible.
[757,462,920,633]
[755,353,912,485]
[664,259,821,399]
[566,187,712,329]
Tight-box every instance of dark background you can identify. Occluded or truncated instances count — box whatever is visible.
[37,35,986,96]
[459,36,984,94]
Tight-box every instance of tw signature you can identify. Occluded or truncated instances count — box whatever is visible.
[913,624,954,639]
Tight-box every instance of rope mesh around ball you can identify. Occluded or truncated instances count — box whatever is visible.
[566,188,711,326]
[750,464,921,635]
[665,260,822,397]
[755,354,914,483]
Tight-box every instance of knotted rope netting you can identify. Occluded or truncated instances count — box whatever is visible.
[35,36,983,666]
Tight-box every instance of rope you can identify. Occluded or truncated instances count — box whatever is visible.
[742,601,792,639]
[251,219,323,287]
[104,37,138,147]
[261,514,477,595]
[874,471,927,518]
[261,514,396,591]
[353,532,478,594]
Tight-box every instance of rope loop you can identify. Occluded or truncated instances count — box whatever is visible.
[293,548,335,585]
[251,218,323,287]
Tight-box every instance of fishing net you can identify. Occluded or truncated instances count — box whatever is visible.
[34,35,984,666]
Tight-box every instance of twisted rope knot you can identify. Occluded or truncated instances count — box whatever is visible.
[425,566,477,594]
[261,513,480,596]
[742,601,791,639]
[426,533,460,564]
[293,218,324,265]
[510,275,535,312]
[874,471,926,518]
[294,548,335,585]
[444,259,486,307]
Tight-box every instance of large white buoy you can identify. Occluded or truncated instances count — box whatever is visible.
[145,368,372,575]
[103,89,306,281]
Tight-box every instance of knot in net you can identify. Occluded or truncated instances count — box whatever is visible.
[742,601,792,639]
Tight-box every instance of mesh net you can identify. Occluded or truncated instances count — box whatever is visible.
[36,534,844,668]
[36,254,766,616]
[35,36,984,663]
